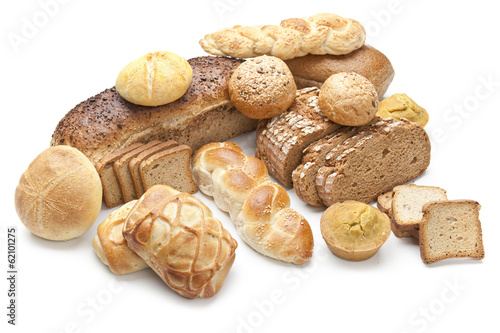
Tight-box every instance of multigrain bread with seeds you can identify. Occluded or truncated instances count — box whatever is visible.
[95,143,144,208]
[114,140,162,203]
[140,145,197,194]
[419,200,485,264]
[391,184,447,238]
[316,118,431,206]
[51,56,258,165]
[129,140,179,198]
[255,87,342,187]
[284,44,394,99]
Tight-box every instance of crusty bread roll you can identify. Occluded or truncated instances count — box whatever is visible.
[123,185,237,299]
[284,44,394,99]
[200,13,366,60]
[115,51,193,107]
[15,146,102,241]
[51,56,259,165]
[92,200,149,274]
[228,55,296,119]
[192,142,314,264]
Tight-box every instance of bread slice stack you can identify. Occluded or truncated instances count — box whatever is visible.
[96,140,197,207]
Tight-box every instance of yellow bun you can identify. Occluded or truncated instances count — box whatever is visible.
[228,55,296,119]
[376,93,429,127]
[115,51,193,107]
[320,201,390,261]
[15,146,102,241]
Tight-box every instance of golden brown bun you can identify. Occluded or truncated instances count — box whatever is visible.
[284,44,394,99]
[377,93,429,127]
[15,146,102,241]
[320,201,390,261]
[115,51,193,107]
[229,56,296,119]
[319,72,379,126]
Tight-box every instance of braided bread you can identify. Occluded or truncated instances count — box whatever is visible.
[192,142,314,265]
[123,185,237,299]
[199,13,366,60]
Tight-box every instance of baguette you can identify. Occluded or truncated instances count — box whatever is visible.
[192,142,314,264]
[51,56,259,165]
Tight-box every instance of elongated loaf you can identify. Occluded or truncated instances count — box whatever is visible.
[123,185,237,299]
[284,44,395,99]
[200,13,365,60]
[192,142,314,265]
[51,56,259,165]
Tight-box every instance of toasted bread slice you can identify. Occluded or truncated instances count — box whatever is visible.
[419,200,485,264]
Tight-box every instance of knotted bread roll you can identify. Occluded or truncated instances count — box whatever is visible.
[123,185,237,299]
[192,142,314,264]
[199,13,366,60]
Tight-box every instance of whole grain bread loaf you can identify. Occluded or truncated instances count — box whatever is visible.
[51,56,259,165]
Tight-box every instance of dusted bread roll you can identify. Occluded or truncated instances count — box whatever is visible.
[115,51,193,106]
[192,142,314,264]
[123,185,237,299]
[92,201,149,274]
[15,146,102,241]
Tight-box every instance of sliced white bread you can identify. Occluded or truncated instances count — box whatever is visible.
[419,200,485,264]
[392,184,447,238]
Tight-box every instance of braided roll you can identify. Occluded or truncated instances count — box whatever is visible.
[199,13,366,60]
[192,142,314,264]
[123,185,237,299]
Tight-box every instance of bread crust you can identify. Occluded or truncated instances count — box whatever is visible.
[51,56,258,165]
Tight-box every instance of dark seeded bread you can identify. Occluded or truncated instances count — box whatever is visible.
[255,87,342,187]
[139,145,197,194]
[419,200,485,264]
[316,118,431,205]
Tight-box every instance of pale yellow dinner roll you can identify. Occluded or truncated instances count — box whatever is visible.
[115,51,193,107]
[15,146,102,241]
[377,93,429,127]
[228,55,296,119]
[319,72,379,126]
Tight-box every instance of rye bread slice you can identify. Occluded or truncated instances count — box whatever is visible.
[95,143,144,208]
[113,140,162,203]
[317,118,431,205]
[139,145,197,194]
[255,87,342,187]
[129,140,179,198]
[419,200,485,264]
[292,127,358,206]
[391,184,447,238]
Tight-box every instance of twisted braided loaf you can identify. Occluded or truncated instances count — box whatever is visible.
[192,142,314,264]
[199,13,365,60]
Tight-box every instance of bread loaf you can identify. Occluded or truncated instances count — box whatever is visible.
[200,13,366,60]
[123,185,237,299]
[284,45,394,99]
[192,142,314,265]
[51,56,259,165]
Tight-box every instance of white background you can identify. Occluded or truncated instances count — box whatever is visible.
[2,0,500,332]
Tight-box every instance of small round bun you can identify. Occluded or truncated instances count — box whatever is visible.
[319,72,379,126]
[15,146,102,241]
[377,93,429,127]
[115,51,193,107]
[320,201,390,261]
[228,55,296,119]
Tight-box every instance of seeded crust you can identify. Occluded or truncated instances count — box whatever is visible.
[419,200,485,264]
[292,127,356,206]
[255,87,341,187]
[317,118,430,205]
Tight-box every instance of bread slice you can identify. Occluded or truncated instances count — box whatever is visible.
[95,143,144,208]
[419,200,485,264]
[129,140,179,198]
[292,127,358,206]
[316,118,431,205]
[255,87,342,187]
[113,140,162,203]
[391,184,447,238]
[140,145,197,194]
[377,191,393,217]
